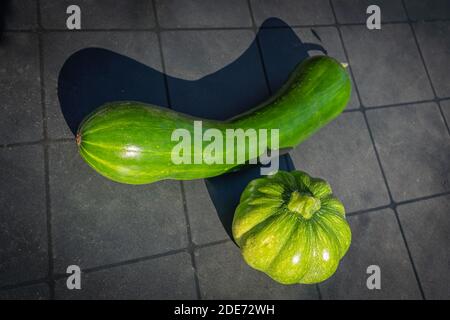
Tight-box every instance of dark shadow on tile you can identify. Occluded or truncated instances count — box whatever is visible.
[57,17,327,241]
[0,0,10,41]
[206,157,294,241]
[257,27,326,92]
[58,48,168,134]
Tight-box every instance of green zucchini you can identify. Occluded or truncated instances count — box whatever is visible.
[76,56,351,184]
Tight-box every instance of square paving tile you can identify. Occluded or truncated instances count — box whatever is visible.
[319,209,422,299]
[258,26,359,109]
[397,195,450,300]
[0,283,49,300]
[290,112,390,213]
[155,0,252,28]
[0,145,48,286]
[332,0,407,24]
[183,180,229,245]
[341,24,433,107]
[195,241,319,299]
[49,142,188,272]
[42,31,164,139]
[40,0,155,29]
[55,252,197,299]
[404,0,450,21]
[414,21,450,98]
[0,33,42,145]
[2,0,38,30]
[161,30,269,120]
[367,103,450,201]
[250,0,335,27]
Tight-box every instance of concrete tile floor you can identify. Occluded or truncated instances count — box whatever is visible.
[319,209,422,300]
[49,143,188,272]
[0,0,449,300]
[0,33,42,144]
[341,23,434,107]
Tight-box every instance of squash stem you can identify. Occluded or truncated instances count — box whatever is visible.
[287,191,321,219]
[76,133,82,146]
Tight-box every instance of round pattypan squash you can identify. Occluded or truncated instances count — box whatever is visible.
[232,170,351,284]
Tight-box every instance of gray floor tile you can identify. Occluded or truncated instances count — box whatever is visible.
[0,283,49,300]
[320,209,422,299]
[0,145,48,286]
[397,195,450,300]
[341,24,433,107]
[183,180,229,245]
[0,33,42,145]
[367,103,450,201]
[332,0,407,24]
[441,100,450,127]
[250,0,335,27]
[414,21,450,98]
[404,0,450,21]
[3,0,38,30]
[55,252,197,299]
[42,31,163,139]
[258,26,359,109]
[195,242,319,299]
[161,30,269,120]
[290,112,390,213]
[40,0,155,30]
[161,30,255,80]
[49,142,188,272]
[155,0,252,28]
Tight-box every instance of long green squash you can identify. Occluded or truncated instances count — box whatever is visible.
[76,56,351,184]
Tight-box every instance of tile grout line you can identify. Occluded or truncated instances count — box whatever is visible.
[0,239,234,292]
[329,0,426,300]
[0,278,50,292]
[0,138,82,149]
[5,17,450,33]
[400,0,449,299]
[0,249,189,292]
[74,248,188,275]
[179,181,203,300]
[350,97,450,112]
[150,0,173,109]
[195,238,232,250]
[246,0,273,96]
[150,0,201,299]
[36,0,56,299]
[396,190,450,206]
[347,190,450,217]
[400,0,450,137]
[315,285,323,300]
